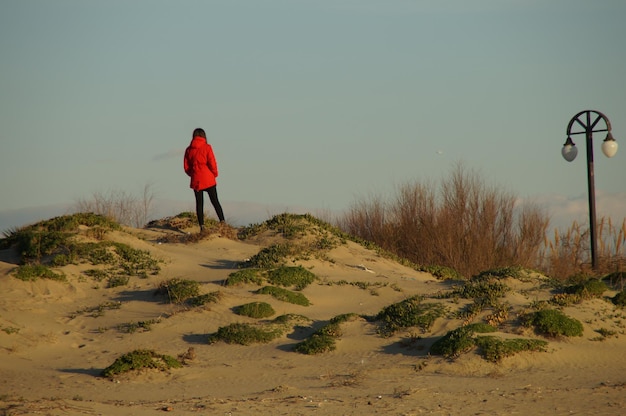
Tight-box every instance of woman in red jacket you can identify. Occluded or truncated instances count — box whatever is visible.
[184,128,225,230]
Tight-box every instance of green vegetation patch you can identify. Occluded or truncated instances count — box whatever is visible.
[208,322,283,345]
[188,291,223,307]
[107,275,130,288]
[267,266,317,290]
[156,278,200,304]
[1,326,20,335]
[604,271,626,289]
[101,349,182,378]
[1,213,120,261]
[83,269,109,282]
[429,324,549,363]
[13,264,66,282]
[116,319,160,334]
[564,278,608,299]
[293,313,360,355]
[472,266,524,281]
[3,213,161,287]
[524,309,584,337]
[293,334,337,355]
[375,296,445,337]
[419,265,464,281]
[77,242,161,284]
[611,290,626,308]
[452,280,510,302]
[225,269,264,286]
[235,302,276,319]
[243,244,294,269]
[70,301,122,318]
[112,243,161,277]
[238,213,344,241]
[208,315,310,346]
[430,323,496,358]
[474,336,548,363]
[256,286,310,306]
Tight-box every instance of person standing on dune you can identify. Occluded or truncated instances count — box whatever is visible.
[184,128,225,231]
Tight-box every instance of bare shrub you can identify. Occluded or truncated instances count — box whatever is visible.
[539,217,626,279]
[338,163,549,278]
[74,183,155,228]
[340,194,394,250]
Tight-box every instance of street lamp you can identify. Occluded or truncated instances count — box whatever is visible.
[562,110,619,270]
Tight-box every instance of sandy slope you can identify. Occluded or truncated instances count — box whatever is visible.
[1,221,625,415]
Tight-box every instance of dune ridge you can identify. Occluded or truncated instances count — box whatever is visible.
[1,213,625,415]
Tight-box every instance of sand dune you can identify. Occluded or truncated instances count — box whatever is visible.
[1,214,625,415]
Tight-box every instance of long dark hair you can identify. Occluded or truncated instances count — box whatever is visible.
[193,128,206,138]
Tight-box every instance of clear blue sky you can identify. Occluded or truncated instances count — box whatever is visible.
[1,0,625,229]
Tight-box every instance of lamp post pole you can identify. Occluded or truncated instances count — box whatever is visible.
[561,110,619,271]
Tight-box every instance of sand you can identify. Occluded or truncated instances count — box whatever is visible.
[1,219,625,415]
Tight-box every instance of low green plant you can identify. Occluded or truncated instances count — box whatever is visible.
[455,299,489,321]
[238,213,319,240]
[375,296,445,337]
[430,323,496,358]
[549,292,582,307]
[611,290,626,307]
[243,244,293,268]
[564,278,608,299]
[266,212,308,238]
[256,286,310,306]
[84,244,116,265]
[208,323,282,345]
[13,264,66,282]
[1,326,20,334]
[524,309,584,337]
[107,275,130,288]
[113,243,160,277]
[51,253,76,266]
[3,213,120,262]
[83,268,109,282]
[235,302,276,318]
[451,280,510,303]
[188,291,223,307]
[474,336,548,363]
[604,271,626,289]
[293,313,359,355]
[332,279,387,292]
[69,301,122,318]
[157,278,200,304]
[293,334,336,354]
[225,269,264,286]
[267,266,316,290]
[116,319,159,334]
[313,235,339,251]
[101,349,182,378]
[472,266,524,281]
[271,313,311,325]
[594,327,617,338]
[420,265,464,281]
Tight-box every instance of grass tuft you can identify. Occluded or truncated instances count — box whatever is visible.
[13,264,66,282]
[375,296,445,337]
[234,302,276,319]
[524,309,584,337]
[101,349,181,378]
[256,286,310,306]
[267,266,317,290]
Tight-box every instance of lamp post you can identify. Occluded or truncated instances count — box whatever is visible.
[562,110,618,270]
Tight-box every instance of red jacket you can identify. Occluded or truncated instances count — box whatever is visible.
[184,136,219,191]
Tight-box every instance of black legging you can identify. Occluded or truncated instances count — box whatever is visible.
[194,185,225,225]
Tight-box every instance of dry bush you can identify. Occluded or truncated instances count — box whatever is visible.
[540,217,626,279]
[74,184,155,228]
[338,163,549,278]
